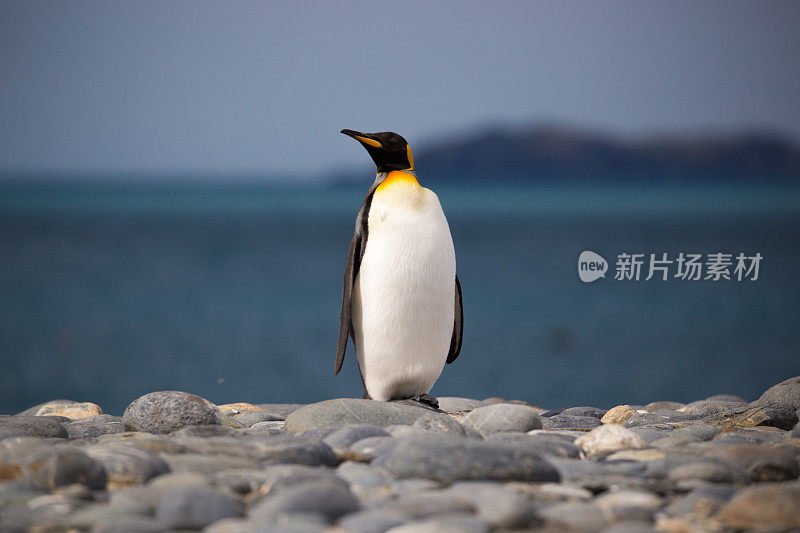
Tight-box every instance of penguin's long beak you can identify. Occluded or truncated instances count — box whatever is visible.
[341,129,383,149]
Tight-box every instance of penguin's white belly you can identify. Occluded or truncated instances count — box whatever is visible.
[352,186,455,401]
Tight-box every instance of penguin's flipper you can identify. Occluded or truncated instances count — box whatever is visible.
[446,275,463,364]
[335,233,361,375]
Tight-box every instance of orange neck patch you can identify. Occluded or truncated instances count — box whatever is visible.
[375,171,420,194]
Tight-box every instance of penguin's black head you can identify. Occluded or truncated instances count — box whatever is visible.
[341,129,414,173]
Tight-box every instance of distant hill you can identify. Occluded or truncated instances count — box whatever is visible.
[334,125,800,184]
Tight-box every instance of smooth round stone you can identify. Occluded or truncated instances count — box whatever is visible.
[93,515,165,533]
[339,509,408,533]
[673,423,719,441]
[605,449,666,462]
[703,401,799,430]
[601,405,640,425]
[560,406,608,419]
[254,404,306,418]
[599,521,658,533]
[0,415,67,439]
[447,481,538,528]
[27,493,91,522]
[460,403,542,434]
[156,486,244,529]
[350,436,396,461]
[123,391,225,434]
[716,482,800,531]
[64,415,125,439]
[642,401,686,412]
[373,433,559,484]
[260,464,345,496]
[667,461,747,484]
[705,444,800,482]
[217,402,266,413]
[650,434,700,449]
[323,424,390,449]
[485,433,581,458]
[16,400,103,420]
[627,426,672,444]
[436,397,485,413]
[246,421,286,433]
[170,425,239,437]
[284,399,452,433]
[373,492,475,520]
[541,415,602,430]
[574,424,647,457]
[159,453,257,475]
[386,515,489,533]
[413,414,477,438]
[660,484,737,518]
[707,394,747,403]
[507,481,593,502]
[1,445,107,490]
[230,411,282,427]
[624,411,705,428]
[336,461,394,491]
[84,444,170,487]
[594,490,662,520]
[758,376,800,410]
[679,400,746,415]
[250,478,359,523]
[540,501,611,531]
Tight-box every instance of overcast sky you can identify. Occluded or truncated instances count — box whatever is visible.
[1,1,799,177]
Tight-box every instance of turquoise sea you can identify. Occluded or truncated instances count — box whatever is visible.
[1,180,799,414]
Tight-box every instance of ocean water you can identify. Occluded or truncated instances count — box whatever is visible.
[1,181,799,415]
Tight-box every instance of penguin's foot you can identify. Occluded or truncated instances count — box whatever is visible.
[392,394,440,411]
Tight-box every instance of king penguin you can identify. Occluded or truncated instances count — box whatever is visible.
[335,129,463,408]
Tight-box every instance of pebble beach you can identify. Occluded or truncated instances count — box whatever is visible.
[2,377,800,532]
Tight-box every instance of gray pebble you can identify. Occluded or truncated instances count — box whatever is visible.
[707,394,747,403]
[372,492,475,520]
[85,444,170,487]
[484,433,581,458]
[255,404,306,418]
[64,415,125,439]
[350,436,396,461]
[560,406,608,419]
[644,401,686,412]
[156,485,244,529]
[123,391,225,434]
[704,444,800,482]
[337,461,394,490]
[667,461,748,484]
[285,399,453,433]
[541,415,602,430]
[0,445,106,490]
[758,376,800,410]
[599,520,658,533]
[323,424,390,448]
[461,403,542,434]
[338,508,408,533]
[231,411,283,427]
[250,478,359,523]
[386,514,489,533]
[413,414,476,438]
[373,433,559,484]
[540,501,610,531]
[92,515,166,533]
[716,482,800,531]
[0,415,67,440]
[447,481,538,528]
[659,484,737,518]
[436,397,485,413]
